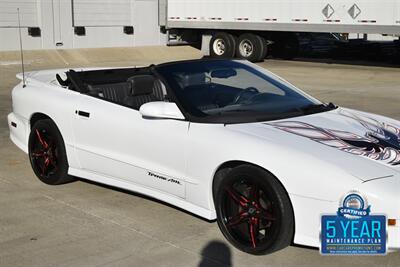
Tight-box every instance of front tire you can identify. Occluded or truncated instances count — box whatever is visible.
[28,119,75,185]
[214,165,294,255]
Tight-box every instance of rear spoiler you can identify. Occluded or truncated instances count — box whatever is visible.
[16,71,34,80]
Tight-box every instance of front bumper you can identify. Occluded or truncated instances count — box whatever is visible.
[359,176,400,250]
[388,222,400,251]
[292,175,400,251]
[7,112,29,153]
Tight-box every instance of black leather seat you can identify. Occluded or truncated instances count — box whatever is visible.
[87,82,131,103]
[124,75,160,110]
[153,79,166,100]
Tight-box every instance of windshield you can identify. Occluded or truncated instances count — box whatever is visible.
[156,60,333,123]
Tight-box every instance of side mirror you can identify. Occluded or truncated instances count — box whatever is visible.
[139,102,185,120]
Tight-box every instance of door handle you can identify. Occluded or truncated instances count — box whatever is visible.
[76,110,90,118]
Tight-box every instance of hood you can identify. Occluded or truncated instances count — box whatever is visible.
[226,107,400,181]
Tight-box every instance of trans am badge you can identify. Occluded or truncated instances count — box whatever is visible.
[320,191,386,255]
[268,110,400,165]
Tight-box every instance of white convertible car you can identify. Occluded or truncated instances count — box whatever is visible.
[8,59,400,254]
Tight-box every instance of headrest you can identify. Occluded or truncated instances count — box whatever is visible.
[128,75,155,96]
[180,73,206,87]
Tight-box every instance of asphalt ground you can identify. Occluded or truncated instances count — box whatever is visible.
[0,46,399,267]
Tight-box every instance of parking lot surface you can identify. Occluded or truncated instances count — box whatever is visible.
[1,46,399,267]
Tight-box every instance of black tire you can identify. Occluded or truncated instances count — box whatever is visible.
[236,33,267,62]
[210,32,237,58]
[28,119,75,185]
[260,37,269,59]
[214,165,294,255]
[271,33,299,60]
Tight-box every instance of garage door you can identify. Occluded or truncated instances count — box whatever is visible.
[72,0,132,26]
[0,0,41,50]
[0,0,38,27]
[133,0,163,46]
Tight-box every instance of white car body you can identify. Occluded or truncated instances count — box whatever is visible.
[8,64,400,250]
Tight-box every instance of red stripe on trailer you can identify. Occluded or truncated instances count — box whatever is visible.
[236,18,249,21]
[210,17,222,20]
[264,18,278,21]
[359,20,377,23]
[292,19,308,22]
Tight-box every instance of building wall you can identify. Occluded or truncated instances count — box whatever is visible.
[0,0,166,51]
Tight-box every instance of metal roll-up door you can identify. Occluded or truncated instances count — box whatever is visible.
[0,0,38,27]
[72,0,132,26]
[0,0,41,50]
[71,0,134,48]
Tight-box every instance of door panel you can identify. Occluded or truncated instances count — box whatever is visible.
[71,0,134,48]
[72,95,188,198]
[52,0,73,48]
[73,0,131,26]
[133,0,162,46]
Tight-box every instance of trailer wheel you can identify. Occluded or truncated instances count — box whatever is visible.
[210,32,237,58]
[236,34,267,62]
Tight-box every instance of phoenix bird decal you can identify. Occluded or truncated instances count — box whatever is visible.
[267,110,400,165]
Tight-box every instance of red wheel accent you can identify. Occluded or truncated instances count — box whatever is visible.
[215,165,294,255]
[249,217,259,248]
[227,211,249,227]
[29,119,75,185]
[259,211,276,221]
[35,129,48,148]
[225,187,249,207]
[221,178,279,250]
[31,129,58,178]
[31,151,46,157]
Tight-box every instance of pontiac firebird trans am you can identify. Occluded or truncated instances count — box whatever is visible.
[7,59,400,255]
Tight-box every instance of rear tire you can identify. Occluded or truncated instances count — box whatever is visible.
[210,32,237,59]
[236,33,267,62]
[214,165,294,255]
[28,119,75,185]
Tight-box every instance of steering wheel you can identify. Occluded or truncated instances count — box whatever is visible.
[233,87,259,104]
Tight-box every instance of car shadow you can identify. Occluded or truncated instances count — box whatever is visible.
[198,240,232,267]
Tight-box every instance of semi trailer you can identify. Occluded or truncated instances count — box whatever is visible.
[159,0,400,62]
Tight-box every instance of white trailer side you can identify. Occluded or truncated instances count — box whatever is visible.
[161,0,400,61]
[163,0,400,34]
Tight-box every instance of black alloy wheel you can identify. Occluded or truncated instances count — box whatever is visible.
[28,119,74,185]
[214,165,294,255]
